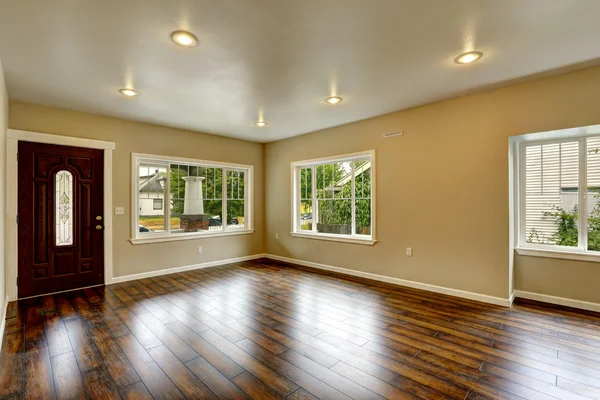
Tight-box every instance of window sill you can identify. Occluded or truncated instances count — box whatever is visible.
[290,232,376,246]
[130,229,254,245]
[515,247,600,263]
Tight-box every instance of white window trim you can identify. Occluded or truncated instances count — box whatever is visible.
[511,124,600,262]
[290,150,376,245]
[130,153,254,245]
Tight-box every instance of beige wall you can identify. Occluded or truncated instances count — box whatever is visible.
[515,254,600,303]
[0,59,7,317]
[265,66,600,300]
[8,102,265,283]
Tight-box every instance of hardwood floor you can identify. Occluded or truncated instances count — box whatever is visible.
[1,258,600,399]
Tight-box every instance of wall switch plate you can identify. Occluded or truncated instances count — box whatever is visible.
[197,247,203,254]
[406,247,413,257]
[115,207,124,215]
[276,233,279,240]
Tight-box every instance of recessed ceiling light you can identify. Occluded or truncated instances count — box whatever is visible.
[119,88,139,97]
[325,96,343,104]
[255,121,268,127]
[171,30,198,47]
[454,51,483,64]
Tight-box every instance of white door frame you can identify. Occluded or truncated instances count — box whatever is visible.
[6,129,115,301]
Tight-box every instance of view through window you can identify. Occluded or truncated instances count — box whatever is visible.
[293,151,374,242]
[135,155,251,239]
[521,136,600,252]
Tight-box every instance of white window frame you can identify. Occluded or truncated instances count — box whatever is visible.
[513,124,600,262]
[130,153,254,245]
[290,150,376,245]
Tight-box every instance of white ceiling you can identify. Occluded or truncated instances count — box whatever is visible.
[1,0,600,143]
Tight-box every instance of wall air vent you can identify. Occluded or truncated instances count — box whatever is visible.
[383,130,403,138]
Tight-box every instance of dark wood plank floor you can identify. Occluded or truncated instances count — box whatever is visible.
[2,258,600,399]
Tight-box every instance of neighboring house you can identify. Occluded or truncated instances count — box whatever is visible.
[139,170,166,216]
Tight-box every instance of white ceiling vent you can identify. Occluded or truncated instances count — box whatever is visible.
[383,130,403,138]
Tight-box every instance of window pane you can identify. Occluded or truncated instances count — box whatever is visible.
[587,137,600,251]
[524,142,579,247]
[299,167,312,231]
[317,162,351,235]
[355,160,372,235]
[56,170,73,246]
[138,163,167,234]
[170,165,223,233]
[227,170,245,229]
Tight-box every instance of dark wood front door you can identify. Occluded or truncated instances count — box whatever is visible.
[18,141,104,298]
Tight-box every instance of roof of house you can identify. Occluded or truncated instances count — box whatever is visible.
[139,172,166,193]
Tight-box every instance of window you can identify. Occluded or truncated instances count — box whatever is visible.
[55,170,73,246]
[132,154,253,244]
[517,135,600,255]
[291,151,375,245]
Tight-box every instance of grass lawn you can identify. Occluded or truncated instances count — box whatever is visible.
[140,216,181,230]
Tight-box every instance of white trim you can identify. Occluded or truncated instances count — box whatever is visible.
[131,153,254,241]
[104,150,114,284]
[8,129,115,150]
[290,232,376,246]
[509,291,516,305]
[111,254,267,283]
[513,290,600,313]
[133,152,253,170]
[0,296,9,352]
[6,129,115,300]
[511,125,600,144]
[515,247,600,262]
[290,150,375,168]
[129,229,255,245]
[265,254,511,307]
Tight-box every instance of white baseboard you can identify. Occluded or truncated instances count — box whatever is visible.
[0,296,9,352]
[512,290,600,313]
[265,254,511,307]
[110,254,267,284]
[509,291,516,305]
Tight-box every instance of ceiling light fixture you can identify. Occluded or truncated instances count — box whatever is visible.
[454,51,483,64]
[119,88,139,97]
[325,96,343,104]
[171,30,198,47]
[255,121,268,127]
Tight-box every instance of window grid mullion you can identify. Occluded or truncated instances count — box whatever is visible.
[165,164,171,234]
[579,139,588,251]
[312,165,317,234]
[351,162,356,237]
[222,168,228,231]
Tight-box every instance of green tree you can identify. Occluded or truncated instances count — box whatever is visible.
[170,165,244,222]
[302,161,372,233]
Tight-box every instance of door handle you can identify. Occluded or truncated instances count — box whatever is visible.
[95,225,103,231]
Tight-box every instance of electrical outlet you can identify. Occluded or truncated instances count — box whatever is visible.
[197,247,203,254]
[276,233,279,240]
[115,207,124,215]
[406,247,413,257]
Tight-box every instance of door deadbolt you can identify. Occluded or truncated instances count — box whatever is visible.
[96,216,102,220]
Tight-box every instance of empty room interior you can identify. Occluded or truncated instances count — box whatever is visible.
[2,1,600,399]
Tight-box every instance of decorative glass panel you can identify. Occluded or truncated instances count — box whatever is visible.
[55,170,73,246]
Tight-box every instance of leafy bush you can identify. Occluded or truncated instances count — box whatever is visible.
[531,192,600,251]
